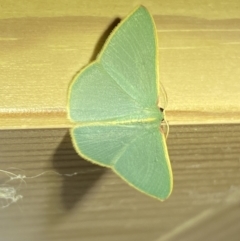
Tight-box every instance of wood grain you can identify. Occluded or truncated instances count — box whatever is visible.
[1,1,240,128]
[1,1,240,241]
[0,124,240,241]
[1,0,240,19]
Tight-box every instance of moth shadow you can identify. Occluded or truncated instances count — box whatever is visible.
[51,130,105,210]
[89,17,121,61]
[67,17,121,92]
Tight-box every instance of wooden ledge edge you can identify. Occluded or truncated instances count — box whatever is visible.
[0,110,240,130]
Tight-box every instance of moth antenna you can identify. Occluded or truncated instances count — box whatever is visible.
[163,109,169,139]
[159,82,168,109]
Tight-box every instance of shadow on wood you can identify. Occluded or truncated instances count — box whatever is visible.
[89,17,121,62]
[51,130,106,210]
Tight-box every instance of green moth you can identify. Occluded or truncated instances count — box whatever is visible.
[68,6,173,200]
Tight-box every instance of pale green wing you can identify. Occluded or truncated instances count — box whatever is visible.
[68,6,173,200]
[71,122,172,200]
[68,6,161,123]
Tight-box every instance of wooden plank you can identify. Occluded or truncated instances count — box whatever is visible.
[1,1,240,240]
[158,193,240,241]
[0,124,240,241]
[1,1,240,128]
[1,0,240,19]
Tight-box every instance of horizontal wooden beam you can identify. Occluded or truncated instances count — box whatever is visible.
[1,4,240,129]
